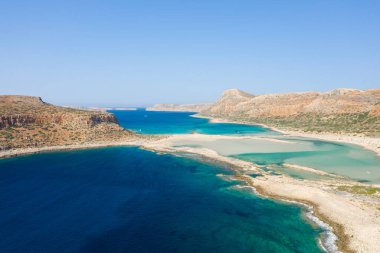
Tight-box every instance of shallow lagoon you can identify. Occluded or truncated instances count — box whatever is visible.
[172,135,380,184]
[233,137,380,184]
[113,110,380,184]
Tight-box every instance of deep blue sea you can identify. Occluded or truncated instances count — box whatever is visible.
[110,110,275,135]
[0,147,324,253]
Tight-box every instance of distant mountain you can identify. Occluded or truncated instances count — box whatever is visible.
[202,89,254,115]
[0,95,138,150]
[147,103,211,112]
[200,88,380,136]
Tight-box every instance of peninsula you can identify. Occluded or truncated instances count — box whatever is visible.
[0,95,144,155]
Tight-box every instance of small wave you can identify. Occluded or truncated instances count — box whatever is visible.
[216,174,236,182]
[279,199,340,253]
[226,177,340,252]
[305,211,341,253]
[232,184,257,193]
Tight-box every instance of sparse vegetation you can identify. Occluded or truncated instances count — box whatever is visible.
[223,113,380,137]
[336,185,379,195]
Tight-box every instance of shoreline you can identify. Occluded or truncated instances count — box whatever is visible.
[176,152,342,253]
[0,139,152,159]
[146,145,341,253]
[148,144,346,253]
[141,136,380,253]
[193,114,380,156]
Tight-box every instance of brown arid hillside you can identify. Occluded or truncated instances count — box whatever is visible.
[369,101,380,117]
[200,88,380,136]
[0,95,139,150]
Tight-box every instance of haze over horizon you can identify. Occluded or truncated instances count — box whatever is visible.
[1,1,379,106]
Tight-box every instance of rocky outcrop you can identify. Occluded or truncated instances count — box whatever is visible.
[0,113,119,129]
[0,115,37,128]
[0,95,138,150]
[200,88,380,136]
[147,103,211,112]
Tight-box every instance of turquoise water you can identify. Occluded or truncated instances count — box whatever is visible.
[169,133,380,183]
[0,147,324,253]
[232,137,380,184]
[110,110,276,135]
[110,110,380,183]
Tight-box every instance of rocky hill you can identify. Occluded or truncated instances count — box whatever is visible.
[0,95,138,150]
[147,103,210,112]
[200,89,380,136]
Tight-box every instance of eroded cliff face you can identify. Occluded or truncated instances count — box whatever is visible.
[0,113,119,129]
[200,89,380,136]
[0,115,37,128]
[0,95,137,150]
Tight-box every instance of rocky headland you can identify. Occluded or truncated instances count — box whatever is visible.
[0,95,143,151]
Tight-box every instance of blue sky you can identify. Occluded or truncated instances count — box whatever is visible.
[0,0,379,106]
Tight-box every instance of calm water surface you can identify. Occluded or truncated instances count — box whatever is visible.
[0,147,324,253]
[232,137,380,184]
[110,110,276,135]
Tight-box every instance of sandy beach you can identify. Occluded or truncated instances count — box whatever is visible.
[0,136,159,159]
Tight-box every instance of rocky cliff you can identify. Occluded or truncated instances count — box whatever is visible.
[0,95,138,150]
[147,103,211,112]
[200,89,380,136]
